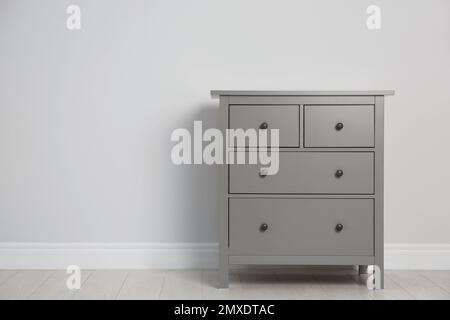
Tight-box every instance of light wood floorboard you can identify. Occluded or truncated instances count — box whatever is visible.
[159,270,202,300]
[1,268,449,300]
[0,270,54,300]
[116,270,165,300]
[72,270,128,300]
[419,270,450,295]
[0,271,18,286]
[28,270,93,300]
[387,270,450,300]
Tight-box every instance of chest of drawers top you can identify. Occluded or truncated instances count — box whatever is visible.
[211,90,395,97]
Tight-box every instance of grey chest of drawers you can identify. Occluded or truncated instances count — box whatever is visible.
[211,90,394,289]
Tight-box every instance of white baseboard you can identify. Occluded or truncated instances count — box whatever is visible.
[0,242,218,269]
[385,243,450,270]
[0,242,449,270]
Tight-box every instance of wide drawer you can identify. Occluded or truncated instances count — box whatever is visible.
[304,105,374,147]
[229,105,299,147]
[229,198,374,256]
[229,152,374,194]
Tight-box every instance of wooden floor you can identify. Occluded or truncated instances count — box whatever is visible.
[1,268,450,300]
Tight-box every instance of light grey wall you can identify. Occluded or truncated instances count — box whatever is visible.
[1,0,449,243]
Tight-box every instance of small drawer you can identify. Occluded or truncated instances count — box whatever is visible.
[304,105,374,147]
[229,105,299,147]
[229,152,374,194]
[229,198,374,256]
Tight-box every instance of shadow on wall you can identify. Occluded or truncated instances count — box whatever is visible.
[163,104,220,243]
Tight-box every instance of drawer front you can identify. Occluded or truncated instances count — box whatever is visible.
[229,152,374,194]
[304,105,374,147]
[229,198,374,256]
[229,105,299,147]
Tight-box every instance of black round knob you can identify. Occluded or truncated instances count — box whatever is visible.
[335,223,344,232]
[259,168,268,178]
[335,122,344,131]
[335,169,344,178]
[259,122,268,130]
[260,223,268,232]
